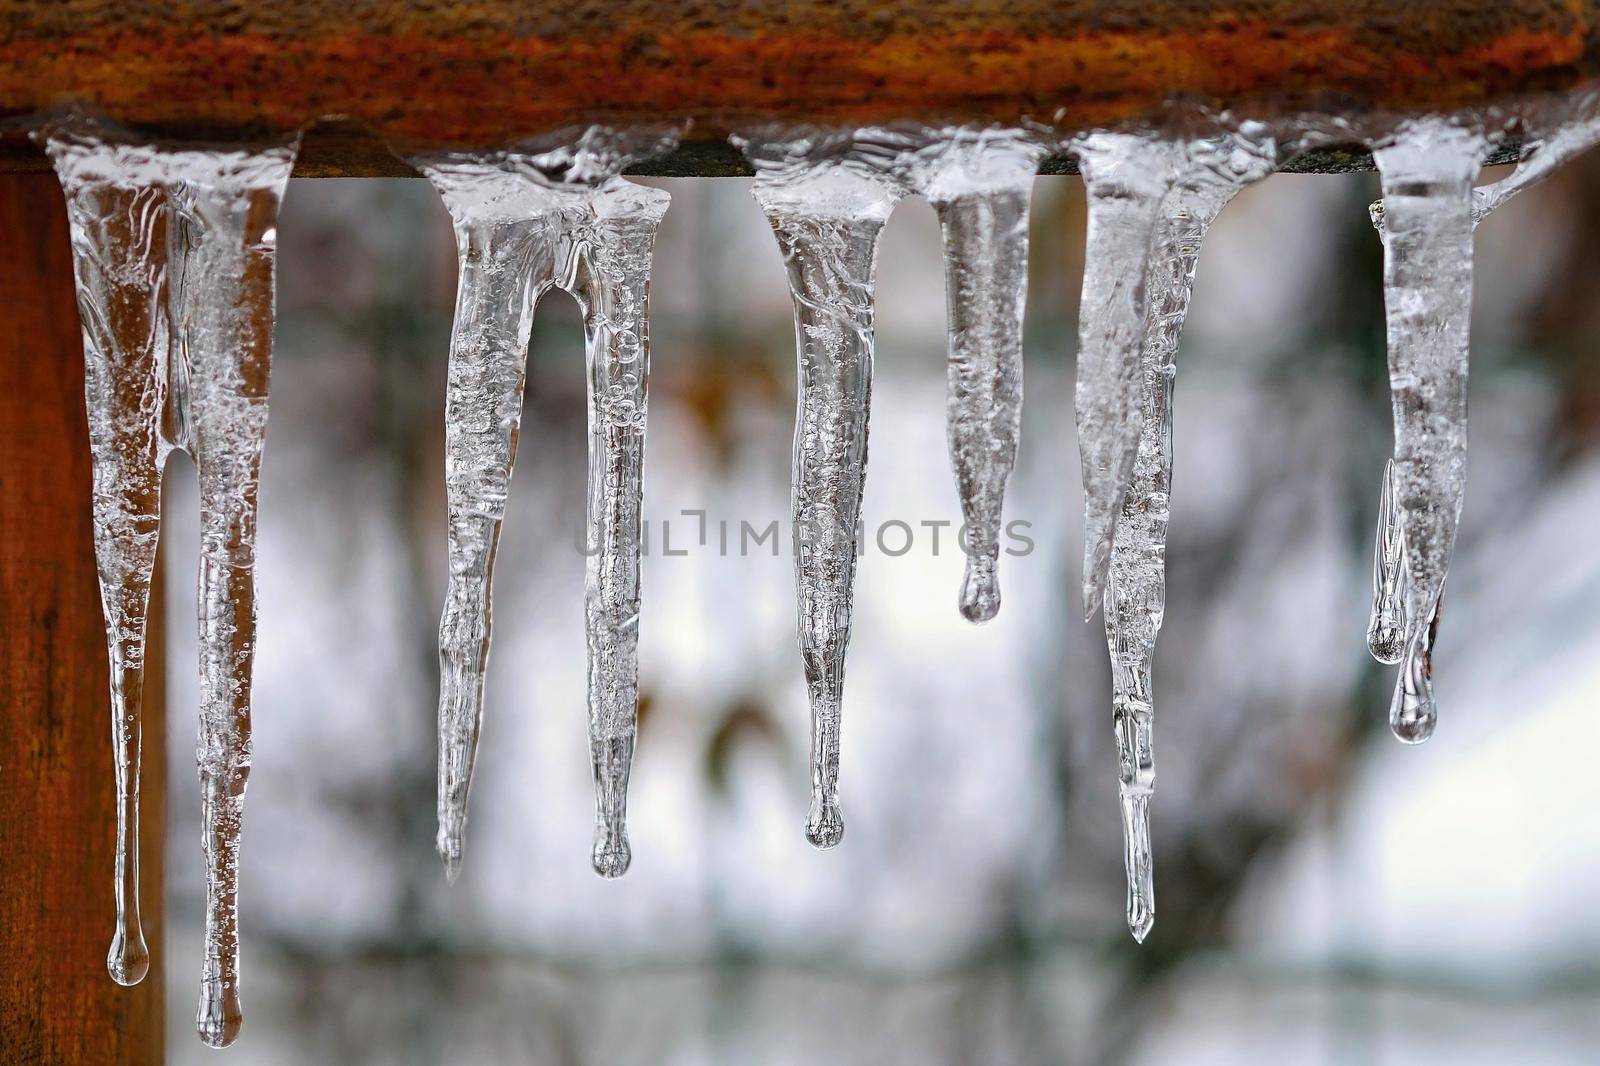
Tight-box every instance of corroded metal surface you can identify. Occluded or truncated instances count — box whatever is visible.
[0,1,1594,171]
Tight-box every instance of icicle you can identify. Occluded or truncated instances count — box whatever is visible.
[1370,117,1487,744]
[1101,128,1276,942]
[1069,133,1186,620]
[169,144,297,1050]
[563,178,671,878]
[1367,459,1407,664]
[41,132,172,989]
[413,127,677,880]
[739,134,902,848]
[920,131,1047,623]
[415,160,564,881]
[40,120,296,1047]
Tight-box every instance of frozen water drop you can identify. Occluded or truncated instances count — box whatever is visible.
[196,974,243,1049]
[1390,592,1442,744]
[959,554,1001,624]
[107,927,150,987]
[805,796,846,850]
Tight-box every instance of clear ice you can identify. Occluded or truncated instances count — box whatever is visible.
[415,128,674,880]
[738,131,904,848]
[1100,128,1277,942]
[569,181,671,878]
[1367,458,1407,665]
[920,131,1047,623]
[1370,117,1487,744]
[43,134,170,990]
[40,116,297,1048]
[1069,133,1188,620]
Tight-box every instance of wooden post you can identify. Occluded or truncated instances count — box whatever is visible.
[0,173,165,1063]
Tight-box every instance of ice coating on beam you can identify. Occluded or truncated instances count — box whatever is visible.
[413,125,677,881]
[1371,117,1488,744]
[1101,126,1277,942]
[41,114,297,1049]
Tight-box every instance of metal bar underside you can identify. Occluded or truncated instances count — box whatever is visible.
[0,1,1593,175]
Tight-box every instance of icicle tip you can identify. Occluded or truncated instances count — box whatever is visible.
[107,930,150,986]
[591,827,633,879]
[804,797,845,850]
[1128,906,1154,944]
[196,987,243,1049]
[959,556,1002,624]
[438,834,465,885]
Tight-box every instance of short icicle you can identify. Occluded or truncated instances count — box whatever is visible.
[1370,117,1487,744]
[1102,128,1276,942]
[415,159,564,882]
[921,131,1047,623]
[41,129,173,989]
[1473,91,1600,224]
[1366,459,1407,664]
[1070,133,1185,620]
[564,178,671,878]
[745,139,902,848]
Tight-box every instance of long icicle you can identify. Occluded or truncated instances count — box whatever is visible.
[1103,129,1276,942]
[162,143,299,1049]
[1370,118,1487,744]
[752,158,900,849]
[1070,133,1184,620]
[41,130,173,989]
[416,159,562,881]
[564,178,671,877]
[923,131,1046,623]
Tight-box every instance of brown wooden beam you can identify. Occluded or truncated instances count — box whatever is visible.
[0,173,165,1064]
[0,1,1593,174]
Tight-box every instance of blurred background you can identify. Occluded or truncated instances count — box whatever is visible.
[153,155,1600,1064]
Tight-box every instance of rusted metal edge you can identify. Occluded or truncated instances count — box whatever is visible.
[0,1,1592,175]
[0,122,1530,177]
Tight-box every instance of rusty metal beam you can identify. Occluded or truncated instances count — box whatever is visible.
[0,3,1594,169]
